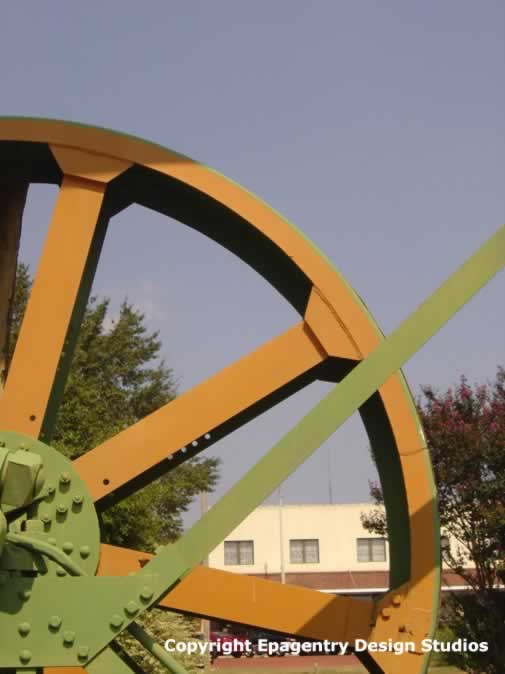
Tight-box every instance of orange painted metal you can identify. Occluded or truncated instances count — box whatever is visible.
[98,544,373,643]
[0,147,129,437]
[0,120,440,674]
[76,322,335,502]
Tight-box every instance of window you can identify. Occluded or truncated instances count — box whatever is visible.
[357,538,386,562]
[224,540,254,565]
[289,539,320,563]
[441,535,451,562]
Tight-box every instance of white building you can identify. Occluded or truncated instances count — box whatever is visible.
[209,503,468,595]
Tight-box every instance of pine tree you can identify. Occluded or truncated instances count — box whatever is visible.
[9,263,219,551]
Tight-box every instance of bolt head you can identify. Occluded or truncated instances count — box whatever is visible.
[72,494,83,506]
[79,545,91,559]
[125,600,139,616]
[49,616,62,630]
[62,541,74,554]
[140,586,153,602]
[392,594,402,606]
[63,630,76,645]
[19,649,32,663]
[18,622,31,636]
[78,645,90,660]
[59,472,72,485]
[110,614,124,630]
[56,504,68,515]
[2,449,44,507]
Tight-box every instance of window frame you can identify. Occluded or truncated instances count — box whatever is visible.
[289,538,320,564]
[223,539,254,566]
[356,537,387,563]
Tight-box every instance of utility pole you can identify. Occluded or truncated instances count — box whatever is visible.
[278,486,286,584]
[200,492,210,642]
[327,445,334,505]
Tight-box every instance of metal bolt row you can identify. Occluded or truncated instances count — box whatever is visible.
[380,594,403,620]
[109,587,154,631]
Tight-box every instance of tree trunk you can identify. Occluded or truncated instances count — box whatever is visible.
[0,181,27,388]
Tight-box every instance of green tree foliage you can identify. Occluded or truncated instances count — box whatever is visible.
[362,368,505,674]
[118,609,207,674]
[9,263,219,551]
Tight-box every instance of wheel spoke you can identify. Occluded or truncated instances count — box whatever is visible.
[132,225,504,608]
[98,544,373,642]
[0,147,129,440]
[75,320,357,505]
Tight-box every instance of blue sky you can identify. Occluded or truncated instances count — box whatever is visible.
[2,2,504,524]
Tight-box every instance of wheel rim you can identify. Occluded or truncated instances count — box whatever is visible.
[0,118,440,674]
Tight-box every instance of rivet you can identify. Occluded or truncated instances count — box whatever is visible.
[18,443,27,450]
[110,614,124,630]
[78,645,89,660]
[49,615,62,630]
[56,568,67,577]
[392,594,402,606]
[381,607,392,619]
[63,630,75,645]
[19,649,32,664]
[56,504,68,516]
[19,589,31,601]
[79,546,90,559]
[125,601,139,616]
[18,622,31,636]
[140,586,153,602]
[48,537,57,546]
[62,541,74,554]
[59,472,71,486]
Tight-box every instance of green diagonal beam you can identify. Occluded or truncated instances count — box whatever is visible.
[138,226,505,597]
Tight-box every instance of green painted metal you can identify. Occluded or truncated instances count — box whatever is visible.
[128,622,190,674]
[0,432,100,579]
[0,447,44,509]
[0,121,425,619]
[0,226,502,668]
[0,511,6,556]
[86,643,146,674]
[0,117,502,672]
[139,226,504,587]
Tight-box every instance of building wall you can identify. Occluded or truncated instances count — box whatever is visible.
[208,503,468,583]
[209,503,390,575]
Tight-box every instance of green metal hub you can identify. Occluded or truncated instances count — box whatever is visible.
[0,431,101,667]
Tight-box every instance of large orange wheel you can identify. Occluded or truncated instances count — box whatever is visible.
[0,118,440,674]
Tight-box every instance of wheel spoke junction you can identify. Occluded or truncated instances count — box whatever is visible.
[0,119,502,674]
[75,294,361,507]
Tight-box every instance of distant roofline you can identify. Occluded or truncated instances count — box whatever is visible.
[256,502,384,509]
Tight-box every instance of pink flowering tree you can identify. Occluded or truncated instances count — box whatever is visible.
[362,367,505,674]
